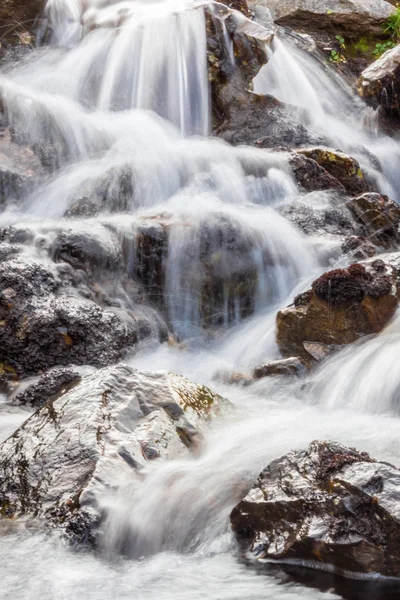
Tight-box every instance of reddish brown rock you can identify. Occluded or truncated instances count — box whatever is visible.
[346,192,400,245]
[276,261,398,362]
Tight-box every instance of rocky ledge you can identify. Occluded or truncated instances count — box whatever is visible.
[231,440,400,577]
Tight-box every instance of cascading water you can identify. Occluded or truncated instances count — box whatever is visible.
[1,1,400,599]
[254,35,400,200]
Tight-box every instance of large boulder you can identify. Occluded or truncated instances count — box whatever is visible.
[0,254,166,376]
[358,44,400,130]
[263,0,395,38]
[231,440,400,577]
[0,364,227,543]
[276,261,398,362]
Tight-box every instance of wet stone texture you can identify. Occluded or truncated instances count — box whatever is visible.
[231,440,400,577]
[276,261,398,362]
[0,364,229,544]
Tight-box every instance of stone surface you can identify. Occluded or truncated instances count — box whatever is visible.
[0,130,45,205]
[263,0,395,38]
[0,0,43,44]
[296,147,371,196]
[0,364,228,543]
[276,261,398,361]
[0,254,166,376]
[346,192,400,246]
[358,44,400,114]
[253,357,307,379]
[231,440,400,577]
[10,366,83,407]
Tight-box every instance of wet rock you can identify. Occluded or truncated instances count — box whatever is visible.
[230,440,400,577]
[341,235,376,260]
[276,261,398,362]
[0,130,45,205]
[289,153,345,193]
[130,211,270,328]
[264,0,395,38]
[207,4,271,131]
[279,190,358,239]
[206,3,317,149]
[358,44,400,130]
[10,366,82,408]
[213,369,253,386]
[296,147,371,196]
[0,256,160,376]
[0,364,228,543]
[346,193,400,246]
[218,94,321,148]
[220,0,250,16]
[51,225,123,276]
[253,357,307,379]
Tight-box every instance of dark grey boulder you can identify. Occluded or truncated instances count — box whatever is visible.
[231,440,400,577]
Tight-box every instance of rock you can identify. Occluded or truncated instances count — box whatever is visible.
[346,193,400,246]
[296,148,371,196]
[289,153,346,194]
[0,364,228,543]
[0,256,165,376]
[207,3,271,131]
[213,369,253,386]
[358,44,400,129]
[263,0,395,38]
[218,94,321,148]
[51,225,123,276]
[230,440,400,577]
[10,366,83,407]
[341,235,376,260]
[0,130,45,205]
[131,211,271,328]
[276,261,398,361]
[206,3,319,149]
[279,189,359,239]
[0,0,43,44]
[253,357,307,379]
[220,0,251,16]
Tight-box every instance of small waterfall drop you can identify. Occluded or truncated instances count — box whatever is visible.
[254,36,400,201]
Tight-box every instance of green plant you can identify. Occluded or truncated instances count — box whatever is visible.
[384,6,400,40]
[335,35,346,50]
[373,40,396,56]
[329,49,345,63]
[352,37,371,54]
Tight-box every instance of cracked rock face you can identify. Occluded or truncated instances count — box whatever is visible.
[230,440,400,577]
[0,364,228,544]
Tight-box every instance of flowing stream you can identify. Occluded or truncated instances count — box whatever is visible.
[1,1,400,599]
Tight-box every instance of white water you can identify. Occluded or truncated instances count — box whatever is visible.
[254,36,400,201]
[1,1,400,599]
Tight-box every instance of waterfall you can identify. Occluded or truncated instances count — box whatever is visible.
[2,1,400,598]
[254,36,400,202]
